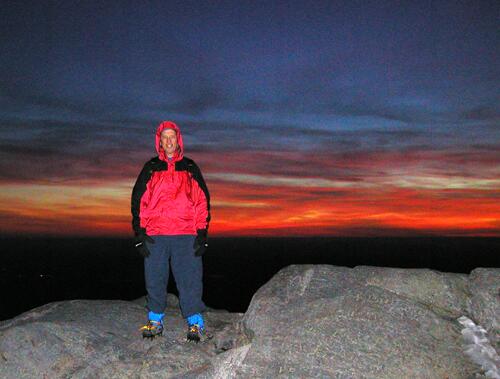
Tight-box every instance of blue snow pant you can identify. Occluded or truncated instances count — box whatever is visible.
[144,235,205,318]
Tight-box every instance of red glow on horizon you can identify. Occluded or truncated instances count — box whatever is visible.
[1,180,498,237]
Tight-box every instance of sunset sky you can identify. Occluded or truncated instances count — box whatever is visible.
[1,1,499,237]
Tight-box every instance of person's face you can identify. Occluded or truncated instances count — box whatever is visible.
[160,129,178,157]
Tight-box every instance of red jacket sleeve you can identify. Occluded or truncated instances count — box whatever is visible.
[192,179,209,230]
[189,161,210,231]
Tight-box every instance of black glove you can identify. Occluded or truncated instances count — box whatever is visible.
[134,229,154,258]
[193,229,208,256]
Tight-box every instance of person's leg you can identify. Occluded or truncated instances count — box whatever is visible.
[170,235,206,318]
[144,235,170,317]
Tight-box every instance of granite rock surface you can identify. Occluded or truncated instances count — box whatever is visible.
[1,264,498,378]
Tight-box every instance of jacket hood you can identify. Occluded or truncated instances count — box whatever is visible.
[155,121,184,162]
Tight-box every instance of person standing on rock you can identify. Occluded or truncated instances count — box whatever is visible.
[131,120,210,342]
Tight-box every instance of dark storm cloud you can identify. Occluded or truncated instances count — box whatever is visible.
[153,87,229,116]
[1,81,111,117]
[0,118,153,183]
[183,117,500,185]
[1,107,498,185]
[0,118,148,149]
[184,120,394,152]
[460,106,500,122]
[186,118,492,157]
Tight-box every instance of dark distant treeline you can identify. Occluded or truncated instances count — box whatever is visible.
[1,237,499,321]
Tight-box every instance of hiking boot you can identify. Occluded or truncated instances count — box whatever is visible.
[140,320,163,339]
[186,313,205,342]
[187,324,204,342]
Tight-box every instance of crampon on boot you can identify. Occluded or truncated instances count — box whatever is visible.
[186,313,204,343]
[140,320,163,339]
[187,324,204,342]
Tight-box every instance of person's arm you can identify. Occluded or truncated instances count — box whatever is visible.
[189,161,210,255]
[189,161,210,231]
[131,161,153,235]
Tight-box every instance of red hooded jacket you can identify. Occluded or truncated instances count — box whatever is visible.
[131,121,210,236]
